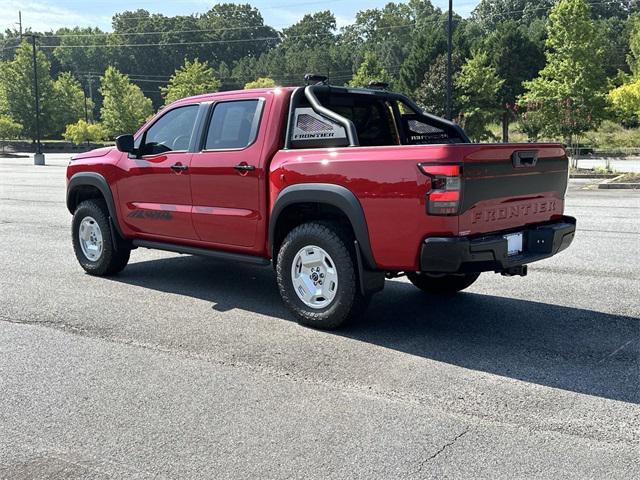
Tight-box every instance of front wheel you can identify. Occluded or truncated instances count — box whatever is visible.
[72,199,130,276]
[276,223,369,329]
[407,272,480,294]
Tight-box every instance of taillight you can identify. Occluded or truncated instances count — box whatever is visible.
[418,164,461,215]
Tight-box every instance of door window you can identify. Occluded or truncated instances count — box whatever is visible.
[141,105,199,156]
[205,100,262,150]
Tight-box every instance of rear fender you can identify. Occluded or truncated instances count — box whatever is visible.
[269,183,376,269]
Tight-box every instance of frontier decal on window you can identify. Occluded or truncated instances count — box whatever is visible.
[292,108,347,141]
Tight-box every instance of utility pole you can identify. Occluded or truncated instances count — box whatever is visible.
[18,11,22,36]
[86,74,93,122]
[22,33,44,165]
[83,87,89,123]
[446,0,453,121]
[83,83,90,148]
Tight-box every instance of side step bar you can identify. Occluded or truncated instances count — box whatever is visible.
[132,240,271,266]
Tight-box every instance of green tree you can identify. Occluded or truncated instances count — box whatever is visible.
[397,8,448,94]
[53,27,113,77]
[99,66,153,137]
[609,81,640,122]
[414,52,462,118]
[198,4,277,66]
[518,0,608,143]
[161,59,221,105]
[244,77,277,89]
[472,1,555,31]
[52,73,89,137]
[628,15,640,78]
[455,50,504,141]
[341,2,414,83]
[266,11,339,86]
[0,68,8,116]
[347,52,391,87]
[0,42,55,141]
[0,115,22,152]
[63,120,108,145]
[608,16,640,124]
[484,20,544,141]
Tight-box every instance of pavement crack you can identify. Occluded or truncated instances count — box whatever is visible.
[597,339,637,364]
[0,317,89,335]
[414,427,470,475]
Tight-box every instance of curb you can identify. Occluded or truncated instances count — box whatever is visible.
[597,183,640,189]
[597,174,640,189]
[570,174,618,179]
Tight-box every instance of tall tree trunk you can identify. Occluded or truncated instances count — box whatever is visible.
[502,110,509,143]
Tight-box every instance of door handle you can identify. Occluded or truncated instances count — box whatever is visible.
[234,163,256,172]
[170,163,189,172]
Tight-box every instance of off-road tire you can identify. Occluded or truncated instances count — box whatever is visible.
[407,272,480,294]
[72,199,130,276]
[276,222,369,329]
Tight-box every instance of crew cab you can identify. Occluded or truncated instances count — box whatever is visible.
[66,78,576,329]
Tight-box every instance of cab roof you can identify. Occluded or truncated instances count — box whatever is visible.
[170,87,297,107]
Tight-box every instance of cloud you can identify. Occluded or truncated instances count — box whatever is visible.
[0,0,111,33]
[334,15,353,30]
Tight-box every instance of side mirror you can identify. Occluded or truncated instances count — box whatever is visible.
[115,134,135,153]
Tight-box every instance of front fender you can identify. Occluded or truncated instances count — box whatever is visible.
[66,172,125,238]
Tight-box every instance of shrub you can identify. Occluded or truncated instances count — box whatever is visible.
[63,120,108,145]
[244,77,277,89]
[0,115,22,152]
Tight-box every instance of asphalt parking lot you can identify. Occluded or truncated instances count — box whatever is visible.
[1,154,638,479]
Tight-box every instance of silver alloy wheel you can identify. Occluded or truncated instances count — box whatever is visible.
[78,216,103,261]
[291,245,339,309]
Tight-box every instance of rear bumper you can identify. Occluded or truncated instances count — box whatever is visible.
[419,216,576,273]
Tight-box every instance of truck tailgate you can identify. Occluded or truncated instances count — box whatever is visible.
[458,144,568,236]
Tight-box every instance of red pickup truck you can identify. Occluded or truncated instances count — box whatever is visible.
[66,80,576,329]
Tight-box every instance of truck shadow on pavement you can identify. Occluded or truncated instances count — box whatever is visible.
[111,255,639,404]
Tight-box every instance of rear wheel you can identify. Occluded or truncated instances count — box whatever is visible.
[276,222,369,329]
[72,199,130,276]
[407,272,480,294]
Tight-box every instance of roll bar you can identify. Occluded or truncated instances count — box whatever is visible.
[283,84,470,149]
[284,86,359,149]
[303,85,359,147]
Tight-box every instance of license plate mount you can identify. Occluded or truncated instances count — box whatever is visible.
[504,232,523,256]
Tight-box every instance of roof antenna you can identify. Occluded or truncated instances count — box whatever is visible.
[304,74,328,86]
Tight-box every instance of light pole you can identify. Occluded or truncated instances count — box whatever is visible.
[22,33,44,165]
[446,0,453,121]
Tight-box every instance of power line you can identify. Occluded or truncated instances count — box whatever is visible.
[45,8,353,39]
[74,64,406,83]
[18,0,627,50]
[48,24,278,39]
[470,0,626,23]
[40,21,434,49]
[90,0,344,23]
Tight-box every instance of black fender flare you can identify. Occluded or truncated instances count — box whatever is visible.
[269,183,377,270]
[66,172,125,238]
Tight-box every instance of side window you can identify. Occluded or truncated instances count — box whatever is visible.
[205,100,262,150]
[401,114,451,145]
[141,105,199,156]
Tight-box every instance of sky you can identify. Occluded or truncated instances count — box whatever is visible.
[0,0,481,33]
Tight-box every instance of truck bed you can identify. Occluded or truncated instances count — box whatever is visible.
[270,143,569,270]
